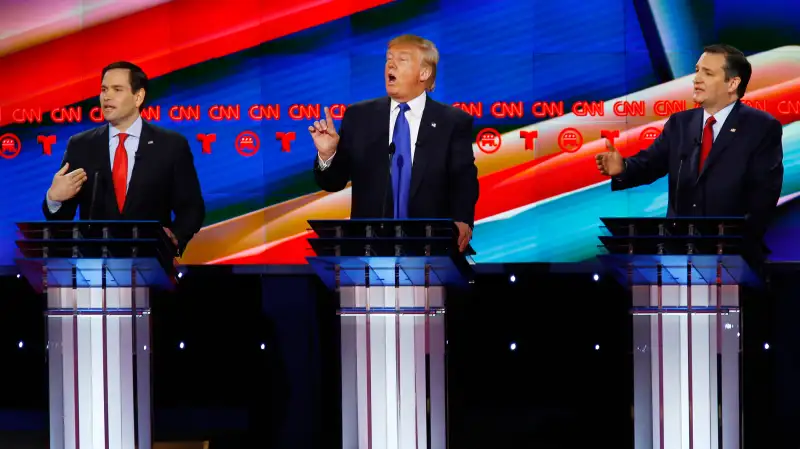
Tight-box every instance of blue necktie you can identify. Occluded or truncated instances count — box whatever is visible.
[392,103,412,218]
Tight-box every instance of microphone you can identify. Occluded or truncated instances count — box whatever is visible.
[87,170,101,233]
[89,170,100,220]
[674,138,700,216]
[381,142,396,220]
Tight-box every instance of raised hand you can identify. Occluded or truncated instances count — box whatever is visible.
[308,106,340,160]
[47,163,88,202]
[595,139,624,177]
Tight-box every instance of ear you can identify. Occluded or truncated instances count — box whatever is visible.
[728,76,741,95]
[134,89,146,108]
[419,65,432,83]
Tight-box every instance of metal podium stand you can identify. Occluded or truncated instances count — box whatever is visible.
[306,219,474,449]
[598,217,759,449]
[15,220,177,449]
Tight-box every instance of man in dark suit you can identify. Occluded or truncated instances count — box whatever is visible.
[596,44,784,261]
[43,61,205,256]
[309,34,479,252]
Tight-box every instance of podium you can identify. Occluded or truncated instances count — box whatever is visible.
[306,219,474,449]
[14,220,177,449]
[598,217,759,449]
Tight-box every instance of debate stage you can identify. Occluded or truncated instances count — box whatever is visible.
[0,256,794,449]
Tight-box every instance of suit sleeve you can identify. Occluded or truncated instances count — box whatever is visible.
[42,136,80,220]
[171,136,206,255]
[611,115,674,191]
[744,118,784,240]
[448,113,479,227]
[313,108,352,192]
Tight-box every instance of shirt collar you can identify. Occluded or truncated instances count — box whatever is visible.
[391,90,427,115]
[109,115,143,139]
[703,100,736,126]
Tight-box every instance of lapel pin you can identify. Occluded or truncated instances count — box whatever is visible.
[431,122,436,128]
[148,140,154,144]
[730,129,736,132]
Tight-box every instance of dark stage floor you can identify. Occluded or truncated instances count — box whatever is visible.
[0,262,793,448]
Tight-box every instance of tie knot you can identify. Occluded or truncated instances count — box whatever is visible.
[705,116,716,127]
[118,133,129,144]
[398,103,410,113]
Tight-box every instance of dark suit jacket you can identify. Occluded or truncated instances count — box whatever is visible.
[42,120,205,255]
[313,96,479,226]
[612,100,784,260]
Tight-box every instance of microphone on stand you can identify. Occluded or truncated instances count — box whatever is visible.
[674,137,700,216]
[381,142,396,220]
[87,170,101,234]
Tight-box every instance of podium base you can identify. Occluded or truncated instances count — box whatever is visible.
[46,286,152,449]
[339,285,446,449]
[633,284,741,449]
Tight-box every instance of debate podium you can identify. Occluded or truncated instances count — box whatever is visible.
[306,219,474,449]
[598,217,758,449]
[14,220,177,449]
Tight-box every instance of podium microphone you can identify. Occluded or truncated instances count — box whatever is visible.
[675,138,699,215]
[381,142,396,220]
[87,170,101,233]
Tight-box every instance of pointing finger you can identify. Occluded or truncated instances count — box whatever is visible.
[324,107,334,128]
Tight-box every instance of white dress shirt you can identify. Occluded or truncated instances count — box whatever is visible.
[702,100,736,143]
[47,115,142,213]
[318,91,428,169]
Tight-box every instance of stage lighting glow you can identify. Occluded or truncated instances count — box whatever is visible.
[509,274,516,283]
[18,341,23,349]
[593,274,599,281]
[510,342,517,351]
[179,342,185,349]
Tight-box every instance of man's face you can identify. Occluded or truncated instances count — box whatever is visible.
[385,44,428,101]
[100,68,142,124]
[693,52,738,108]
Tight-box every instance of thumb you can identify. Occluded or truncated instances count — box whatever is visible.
[606,139,619,153]
[57,163,69,176]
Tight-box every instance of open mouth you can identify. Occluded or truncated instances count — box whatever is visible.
[388,74,396,83]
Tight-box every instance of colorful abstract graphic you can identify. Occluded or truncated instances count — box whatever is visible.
[1,0,799,266]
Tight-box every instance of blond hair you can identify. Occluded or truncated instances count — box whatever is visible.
[388,34,439,92]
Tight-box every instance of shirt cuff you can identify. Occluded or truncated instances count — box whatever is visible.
[46,197,62,213]
[317,152,335,170]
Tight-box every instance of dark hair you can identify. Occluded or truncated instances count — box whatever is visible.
[101,61,148,103]
[703,44,751,98]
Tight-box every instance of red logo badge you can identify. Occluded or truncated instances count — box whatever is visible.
[476,128,501,154]
[0,133,21,160]
[235,131,260,157]
[557,128,583,153]
[639,127,661,148]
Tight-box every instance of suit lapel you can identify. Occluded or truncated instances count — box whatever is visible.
[697,100,742,182]
[123,121,152,214]
[92,126,122,219]
[378,97,391,147]
[685,109,704,180]
[409,99,440,200]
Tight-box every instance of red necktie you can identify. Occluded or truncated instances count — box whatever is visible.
[698,115,716,172]
[112,133,129,212]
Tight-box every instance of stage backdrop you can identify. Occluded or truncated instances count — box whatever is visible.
[1,0,799,266]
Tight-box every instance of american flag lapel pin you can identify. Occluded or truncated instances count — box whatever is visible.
[148,140,154,144]
[730,129,736,133]
[431,122,436,128]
